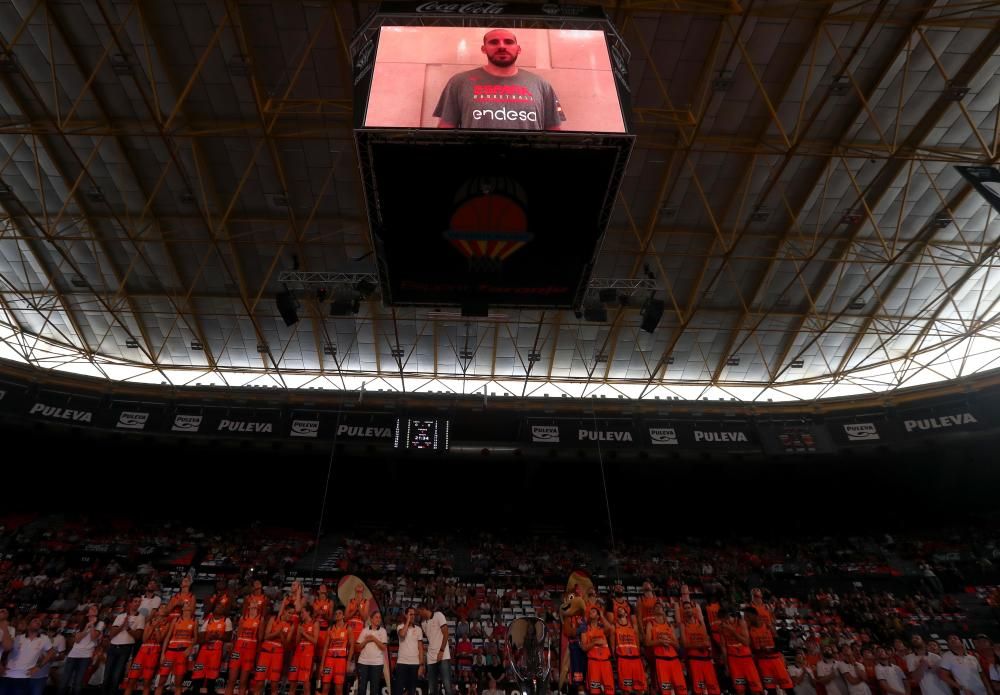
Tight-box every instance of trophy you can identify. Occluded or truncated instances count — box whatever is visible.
[505,617,550,695]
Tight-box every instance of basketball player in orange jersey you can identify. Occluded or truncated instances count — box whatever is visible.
[207,580,236,618]
[167,576,198,616]
[585,587,604,620]
[345,585,369,654]
[126,606,171,695]
[194,603,233,693]
[225,601,263,695]
[747,591,774,630]
[704,592,723,651]
[719,609,764,695]
[319,609,354,695]
[583,607,614,695]
[608,584,633,626]
[674,599,721,695]
[612,606,647,694]
[286,581,306,613]
[243,581,269,619]
[646,602,686,695]
[288,604,320,695]
[254,606,295,695]
[156,603,198,695]
[745,608,792,694]
[312,586,334,629]
[312,585,334,674]
[637,583,658,629]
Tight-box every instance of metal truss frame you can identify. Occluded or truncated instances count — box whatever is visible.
[0,0,998,402]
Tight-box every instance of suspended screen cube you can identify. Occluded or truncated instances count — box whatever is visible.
[353,2,634,309]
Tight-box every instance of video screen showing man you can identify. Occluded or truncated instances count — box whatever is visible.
[433,30,566,131]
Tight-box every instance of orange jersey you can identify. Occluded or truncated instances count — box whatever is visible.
[614,624,641,657]
[244,594,268,617]
[638,595,657,624]
[300,621,319,645]
[325,626,351,657]
[169,592,197,615]
[211,593,234,613]
[279,620,295,645]
[705,604,720,626]
[346,599,368,621]
[749,624,774,653]
[585,626,610,660]
[314,599,333,623]
[611,598,632,618]
[203,616,230,641]
[238,616,261,641]
[723,626,752,657]
[171,618,197,643]
[749,602,773,626]
[650,622,678,657]
[681,620,710,650]
[144,618,169,645]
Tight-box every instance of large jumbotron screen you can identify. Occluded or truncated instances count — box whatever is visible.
[362,26,626,133]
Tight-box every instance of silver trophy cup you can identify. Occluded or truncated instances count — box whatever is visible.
[505,617,550,695]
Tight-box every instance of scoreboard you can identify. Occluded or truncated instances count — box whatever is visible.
[395,418,451,451]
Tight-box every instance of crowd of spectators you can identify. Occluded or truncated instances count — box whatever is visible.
[1,516,999,695]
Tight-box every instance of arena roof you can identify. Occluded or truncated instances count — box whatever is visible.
[0,0,999,403]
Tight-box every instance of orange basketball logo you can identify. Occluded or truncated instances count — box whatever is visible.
[444,176,533,272]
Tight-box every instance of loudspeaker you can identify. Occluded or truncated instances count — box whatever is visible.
[275,291,299,326]
[329,298,356,316]
[598,288,617,304]
[640,299,665,333]
[583,305,608,322]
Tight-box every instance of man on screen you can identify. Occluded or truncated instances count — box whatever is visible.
[434,29,566,130]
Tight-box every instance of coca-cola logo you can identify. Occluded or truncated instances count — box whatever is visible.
[416,2,508,14]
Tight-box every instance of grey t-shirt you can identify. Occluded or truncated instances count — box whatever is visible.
[433,67,565,130]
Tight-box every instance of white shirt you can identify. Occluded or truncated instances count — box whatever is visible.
[837,661,872,695]
[110,613,146,646]
[817,660,848,695]
[906,652,951,695]
[397,624,424,665]
[941,652,987,695]
[36,634,66,678]
[875,663,907,694]
[0,624,14,661]
[139,595,162,618]
[788,664,817,695]
[423,612,451,664]
[67,622,105,659]
[5,634,53,678]
[358,627,388,666]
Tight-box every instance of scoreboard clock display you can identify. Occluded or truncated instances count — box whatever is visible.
[395,418,450,451]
